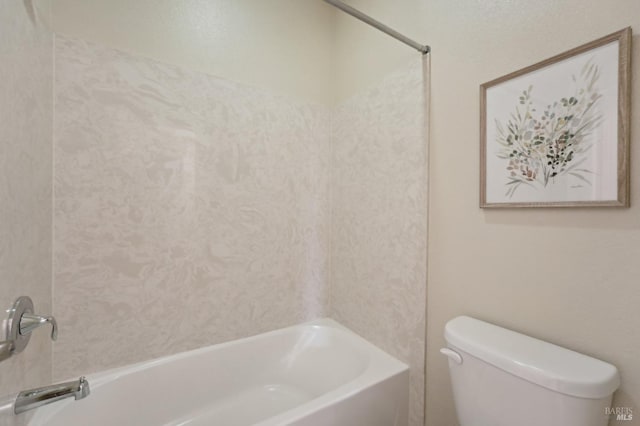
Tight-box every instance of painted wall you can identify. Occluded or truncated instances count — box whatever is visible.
[334,1,640,425]
[331,59,428,426]
[53,36,331,379]
[0,0,53,403]
[332,0,425,102]
[52,0,335,104]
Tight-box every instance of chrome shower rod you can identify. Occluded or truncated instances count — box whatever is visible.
[323,0,430,54]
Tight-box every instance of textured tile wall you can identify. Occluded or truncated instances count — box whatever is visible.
[53,36,331,380]
[0,0,53,399]
[53,36,428,426]
[331,60,428,426]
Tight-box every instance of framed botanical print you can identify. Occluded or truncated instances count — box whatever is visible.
[480,28,631,208]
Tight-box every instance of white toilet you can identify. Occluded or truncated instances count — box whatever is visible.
[441,316,620,426]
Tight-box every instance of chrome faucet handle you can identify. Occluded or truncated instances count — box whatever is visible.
[0,296,55,364]
[19,314,58,341]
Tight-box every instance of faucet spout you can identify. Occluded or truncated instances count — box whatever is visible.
[14,376,90,415]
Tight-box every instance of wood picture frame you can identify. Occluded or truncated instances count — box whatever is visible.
[480,28,631,208]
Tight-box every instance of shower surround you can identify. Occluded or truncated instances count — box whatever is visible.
[53,36,427,425]
[331,63,428,426]
[54,36,332,379]
[0,0,53,397]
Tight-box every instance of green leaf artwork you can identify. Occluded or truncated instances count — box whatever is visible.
[494,59,603,198]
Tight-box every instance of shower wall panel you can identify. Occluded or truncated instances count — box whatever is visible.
[0,0,53,397]
[330,60,428,426]
[53,36,331,380]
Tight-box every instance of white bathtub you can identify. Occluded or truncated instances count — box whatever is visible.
[25,319,409,426]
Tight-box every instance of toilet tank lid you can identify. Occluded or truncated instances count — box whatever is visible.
[444,316,620,399]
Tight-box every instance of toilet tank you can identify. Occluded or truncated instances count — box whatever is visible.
[442,316,620,426]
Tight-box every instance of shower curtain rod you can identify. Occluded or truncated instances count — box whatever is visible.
[323,0,430,54]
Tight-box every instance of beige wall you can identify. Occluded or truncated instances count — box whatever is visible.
[0,0,53,406]
[332,0,425,102]
[335,1,640,425]
[52,0,335,104]
[427,3,640,426]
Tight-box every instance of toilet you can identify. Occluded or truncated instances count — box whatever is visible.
[441,316,620,426]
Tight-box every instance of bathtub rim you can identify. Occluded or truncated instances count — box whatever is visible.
[27,317,409,425]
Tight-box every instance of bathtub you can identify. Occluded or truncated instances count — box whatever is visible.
[24,319,409,426]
